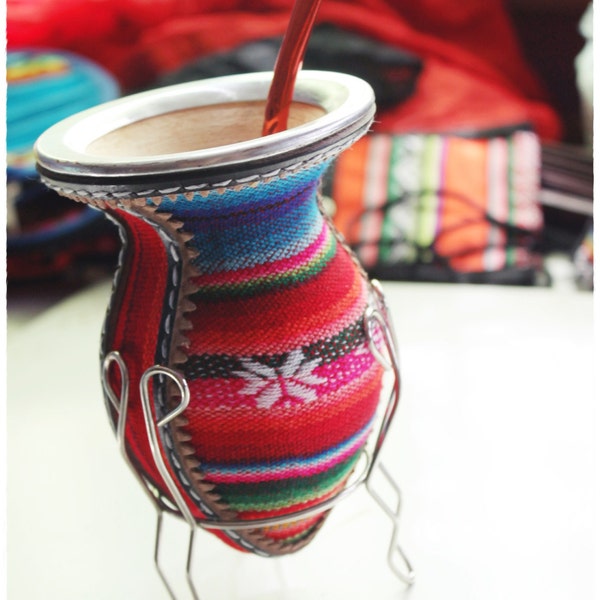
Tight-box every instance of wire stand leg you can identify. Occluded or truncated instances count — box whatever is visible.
[140,366,201,600]
[366,461,415,585]
[102,352,178,599]
[364,280,415,586]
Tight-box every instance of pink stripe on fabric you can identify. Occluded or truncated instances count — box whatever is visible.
[485,136,508,271]
[185,343,380,411]
[435,137,448,237]
[512,131,542,231]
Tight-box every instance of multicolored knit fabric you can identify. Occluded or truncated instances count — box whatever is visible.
[329,128,544,284]
[103,158,385,556]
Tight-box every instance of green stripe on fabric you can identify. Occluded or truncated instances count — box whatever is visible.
[216,452,360,512]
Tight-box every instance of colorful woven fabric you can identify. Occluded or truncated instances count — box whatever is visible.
[103,159,384,555]
[329,128,544,284]
[7,49,119,175]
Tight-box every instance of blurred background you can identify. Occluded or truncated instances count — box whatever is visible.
[5,3,594,598]
[6,0,593,320]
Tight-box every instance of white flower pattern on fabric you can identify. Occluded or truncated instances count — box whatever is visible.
[234,349,327,409]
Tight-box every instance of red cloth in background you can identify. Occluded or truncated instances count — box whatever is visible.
[7,0,561,139]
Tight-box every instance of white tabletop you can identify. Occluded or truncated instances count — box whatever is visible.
[7,279,595,599]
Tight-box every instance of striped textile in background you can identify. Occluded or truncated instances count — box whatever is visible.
[329,129,544,284]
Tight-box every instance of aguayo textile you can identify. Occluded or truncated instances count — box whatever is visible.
[98,160,384,555]
[329,128,544,284]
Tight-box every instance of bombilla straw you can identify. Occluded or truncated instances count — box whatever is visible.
[262,0,323,135]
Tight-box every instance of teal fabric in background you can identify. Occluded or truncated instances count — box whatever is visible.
[7,49,119,177]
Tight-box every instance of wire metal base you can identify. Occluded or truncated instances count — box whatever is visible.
[101,279,414,598]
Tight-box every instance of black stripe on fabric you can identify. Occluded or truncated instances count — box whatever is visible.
[182,317,366,380]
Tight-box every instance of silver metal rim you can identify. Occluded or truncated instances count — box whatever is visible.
[34,70,375,180]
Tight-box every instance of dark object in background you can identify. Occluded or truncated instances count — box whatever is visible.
[7,179,119,281]
[538,143,594,289]
[538,143,593,254]
[157,24,423,110]
[506,0,589,145]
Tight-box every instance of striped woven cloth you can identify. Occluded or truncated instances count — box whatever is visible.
[106,158,384,556]
[329,128,544,284]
